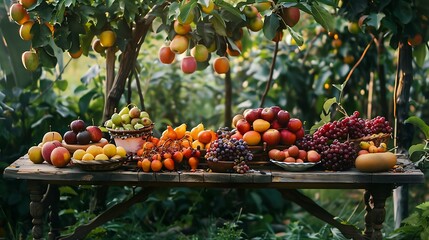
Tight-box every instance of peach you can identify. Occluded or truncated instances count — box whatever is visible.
[298,150,307,161]
[243,130,261,146]
[284,157,296,163]
[50,147,71,168]
[307,150,321,163]
[287,145,299,158]
[268,149,285,161]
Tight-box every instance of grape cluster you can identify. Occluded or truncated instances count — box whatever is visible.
[365,116,393,135]
[296,134,328,153]
[205,128,253,173]
[320,140,357,171]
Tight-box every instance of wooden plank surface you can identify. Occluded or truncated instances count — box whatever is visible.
[3,155,425,187]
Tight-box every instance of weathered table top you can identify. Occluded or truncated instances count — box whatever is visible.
[3,155,425,188]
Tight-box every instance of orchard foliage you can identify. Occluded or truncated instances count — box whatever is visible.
[9,0,338,71]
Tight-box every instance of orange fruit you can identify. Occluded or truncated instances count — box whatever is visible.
[141,158,151,172]
[188,157,199,171]
[151,159,163,172]
[198,130,212,144]
[243,130,261,146]
[163,158,175,171]
[213,57,230,74]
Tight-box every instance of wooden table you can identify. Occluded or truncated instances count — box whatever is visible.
[3,155,425,240]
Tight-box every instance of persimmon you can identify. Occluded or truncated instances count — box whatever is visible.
[163,158,175,171]
[151,159,163,172]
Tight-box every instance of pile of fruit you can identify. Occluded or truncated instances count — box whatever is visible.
[268,145,321,163]
[135,123,218,172]
[231,106,304,147]
[205,128,253,173]
[63,119,103,145]
[72,144,126,161]
[104,105,152,131]
[27,131,69,167]
[297,111,393,171]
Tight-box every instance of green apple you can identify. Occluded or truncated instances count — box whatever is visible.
[142,117,152,127]
[131,118,142,126]
[129,106,141,118]
[134,123,144,130]
[111,113,122,126]
[104,119,113,128]
[123,124,133,130]
[140,111,150,119]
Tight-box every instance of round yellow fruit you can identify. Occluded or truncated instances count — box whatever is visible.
[116,146,126,158]
[95,154,109,160]
[28,146,43,164]
[42,131,62,143]
[72,149,86,160]
[86,145,103,157]
[103,144,117,158]
[111,154,122,160]
[99,30,116,48]
[81,153,95,161]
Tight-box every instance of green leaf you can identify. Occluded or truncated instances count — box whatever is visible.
[366,13,385,30]
[31,114,53,128]
[404,116,429,139]
[79,90,97,114]
[393,0,413,24]
[409,143,427,161]
[55,1,66,24]
[322,97,337,116]
[178,0,197,23]
[31,22,52,48]
[263,14,280,41]
[287,26,303,46]
[38,46,58,68]
[55,80,68,91]
[310,3,334,33]
[413,44,427,68]
[217,1,246,21]
[210,13,227,36]
[59,186,78,196]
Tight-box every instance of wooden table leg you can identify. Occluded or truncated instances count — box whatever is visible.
[41,185,61,240]
[365,185,392,240]
[279,189,364,240]
[363,190,373,239]
[28,181,47,240]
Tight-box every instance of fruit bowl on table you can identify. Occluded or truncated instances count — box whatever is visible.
[62,138,108,153]
[350,133,392,151]
[71,157,125,171]
[270,159,319,172]
[107,124,154,154]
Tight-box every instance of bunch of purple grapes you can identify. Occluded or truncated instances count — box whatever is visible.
[320,140,357,171]
[206,128,253,173]
[365,116,393,135]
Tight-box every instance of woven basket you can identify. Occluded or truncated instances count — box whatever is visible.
[350,133,392,151]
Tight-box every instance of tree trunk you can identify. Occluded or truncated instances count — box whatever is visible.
[393,40,414,228]
[224,68,232,127]
[376,34,389,119]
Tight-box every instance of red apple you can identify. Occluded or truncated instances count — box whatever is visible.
[86,126,103,143]
[261,107,276,122]
[270,106,281,116]
[232,114,244,128]
[277,110,291,127]
[270,119,281,130]
[231,131,243,140]
[50,146,71,168]
[295,127,305,140]
[287,145,299,157]
[244,109,261,124]
[280,129,296,146]
[181,56,197,74]
[236,119,251,134]
[262,129,281,146]
[41,140,62,164]
[288,118,303,132]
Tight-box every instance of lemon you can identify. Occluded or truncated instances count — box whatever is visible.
[103,144,117,158]
[116,146,126,158]
[73,149,86,160]
[111,154,122,160]
[28,146,43,164]
[81,153,95,161]
[86,145,103,157]
[95,154,109,160]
